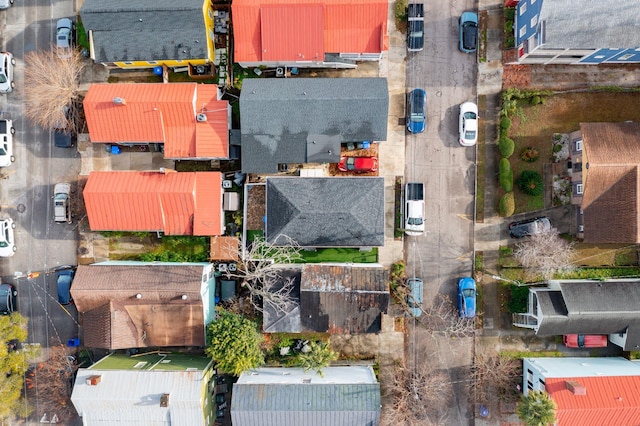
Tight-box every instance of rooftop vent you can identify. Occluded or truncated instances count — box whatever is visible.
[565,380,586,395]
[86,375,102,386]
[160,393,170,407]
[113,97,126,105]
[196,113,207,122]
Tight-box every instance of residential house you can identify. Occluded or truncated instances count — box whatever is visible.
[264,177,384,247]
[513,0,640,64]
[79,0,222,69]
[263,263,389,333]
[239,78,388,174]
[232,0,388,68]
[523,357,640,425]
[568,122,640,243]
[70,262,216,349]
[231,366,381,425]
[71,352,216,425]
[83,170,223,236]
[512,279,640,351]
[83,83,230,160]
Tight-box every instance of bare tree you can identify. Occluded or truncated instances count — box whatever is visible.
[23,49,87,134]
[420,294,476,338]
[223,235,303,314]
[513,230,575,280]
[468,352,521,415]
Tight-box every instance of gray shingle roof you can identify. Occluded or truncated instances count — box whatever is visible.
[80,0,207,63]
[266,177,385,247]
[240,78,388,173]
[534,280,640,350]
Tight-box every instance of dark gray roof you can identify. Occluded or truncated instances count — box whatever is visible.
[80,0,207,63]
[262,268,303,333]
[534,280,640,350]
[230,383,380,426]
[266,177,385,247]
[239,78,388,173]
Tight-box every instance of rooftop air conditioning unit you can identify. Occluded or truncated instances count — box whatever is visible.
[275,67,285,77]
[196,113,207,122]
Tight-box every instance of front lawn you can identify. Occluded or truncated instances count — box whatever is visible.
[299,248,378,263]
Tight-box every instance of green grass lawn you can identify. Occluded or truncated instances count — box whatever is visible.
[299,248,378,263]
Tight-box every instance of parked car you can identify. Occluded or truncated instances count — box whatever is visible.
[407,278,424,317]
[407,3,425,52]
[0,52,15,93]
[337,156,378,173]
[56,267,75,305]
[563,334,608,348]
[407,89,427,133]
[457,277,476,318]
[459,11,478,53]
[0,218,16,257]
[53,183,72,223]
[405,182,425,236]
[0,0,14,10]
[458,101,478,146]
[0,283,17,315]
[56,18,74,59]
[54,129,75,148]
[508,216,551,238]
[0,119,14,168]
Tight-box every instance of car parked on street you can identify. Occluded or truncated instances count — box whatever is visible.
[0,283,17,314]
[0,52,15,93]
[56,267,75,305]
[56,18,74,59]
[54,183,72,223]
[459,11,478,53]
[337,156,378,173]
[0,0,14,10]
[457,277,476,318]
[407,278,424,317]
[407,3,425,52]
[54,129,75,148]
[0,218,16,257]
[0,118,15,167]
[508,216,551,238]
[407,89,427,133]
[458,101,478,146]
[563,334,608,348]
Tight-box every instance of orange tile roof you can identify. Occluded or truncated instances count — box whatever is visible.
[83,171,223,236]
[232,0,388,62]
[83,83,229,159]
[546,376,640,426]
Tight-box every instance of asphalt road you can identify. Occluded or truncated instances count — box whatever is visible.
[405,2,477,424]
[0,0,80,349]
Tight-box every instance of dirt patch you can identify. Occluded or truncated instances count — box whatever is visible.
[246,184,266,230]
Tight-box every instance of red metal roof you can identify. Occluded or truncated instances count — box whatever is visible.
[232,0,388,62]
[83,171,222,236]
[83,83,229,159]
[546,376,640,426]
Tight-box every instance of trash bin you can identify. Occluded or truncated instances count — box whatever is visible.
[153,66,163,76]
[111,145,121,155]
[67,338,80,347]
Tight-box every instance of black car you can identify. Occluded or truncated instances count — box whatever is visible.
[0,283,17,314]
[459,11,478,53]
[508,216,551,238]
[54,129,74,148]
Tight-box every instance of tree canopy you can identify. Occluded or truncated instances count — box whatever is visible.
[0,313,32,421]
[517,390,557,426]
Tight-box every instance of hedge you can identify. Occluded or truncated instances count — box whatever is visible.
[499,136,515,158]
[499,192,515,217]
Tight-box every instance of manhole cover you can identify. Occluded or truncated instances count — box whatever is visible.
[17,204,26,213]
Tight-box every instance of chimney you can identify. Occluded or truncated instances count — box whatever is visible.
[160,393,170,407]
[565,380,586,395]
[86,375,102,386]
[113,97,126,105]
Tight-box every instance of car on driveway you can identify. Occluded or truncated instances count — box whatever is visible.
[338,156,378,173]
[56,267,75,305]
[457,277,476,318]
[508,216,551,238]
[407,278,423,317]
[0,218,16,257]
[0,0,14,10]
[459,11,478,53]
[0,283,17,314]
[0,52,15,93]
[563,334,608,348]
[54,129,75,148]
[407,89,427,133]
[56,18,74,59]
[459,101,478,146]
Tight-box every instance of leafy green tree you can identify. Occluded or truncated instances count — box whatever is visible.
[296,341,338,377]
[0,313,32,421]
[205,309,264,376]
[518,170,544,196]
[516,390,557,426]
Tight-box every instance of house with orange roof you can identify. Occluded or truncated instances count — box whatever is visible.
[232,0,389,68]
[83,170,223,236]
[83,83,230,160]
[523,357,640,425]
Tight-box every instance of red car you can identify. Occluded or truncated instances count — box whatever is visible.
[563,334,608,348]
[337,156,378,173]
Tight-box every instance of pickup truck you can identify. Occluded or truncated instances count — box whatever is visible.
[54,183,72,223]
[407,3,425,52]
[0,119,15,168]
[405,182,425,236]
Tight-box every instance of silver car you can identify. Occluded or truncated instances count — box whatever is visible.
[0,52,15,93]
[0,0,14,10]
[56,18,74,59]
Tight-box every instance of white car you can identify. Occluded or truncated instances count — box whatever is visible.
[0,119,14,168]
[0,218,16,257]
[0,52,15,94]
[459,101,478,146]
[0,0,14,10]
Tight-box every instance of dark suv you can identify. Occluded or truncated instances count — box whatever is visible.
[0,283,17,314]
[508,216,551,238]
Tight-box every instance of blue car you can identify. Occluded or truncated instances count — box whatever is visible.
[56,267,75,305]
[407,89,426,133]
[459,11,478,53]
[406,278,424,317]
[457,277,476,318]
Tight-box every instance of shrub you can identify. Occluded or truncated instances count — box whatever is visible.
[529,95,544,105]
[500,171,513,192]
[500,116,511,131]
[517,170,544,196]
[507,284,530,313]
[395,0,408,21]
[520,147,540,162]
[499,192,515,217]
[499,136,515,158]
[499,158,511,175]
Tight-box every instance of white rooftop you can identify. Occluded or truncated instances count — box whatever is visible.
[236,366,378,385]
[525,357,640,378]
